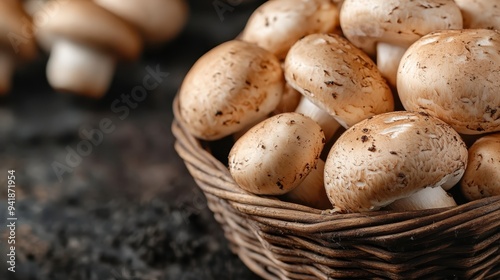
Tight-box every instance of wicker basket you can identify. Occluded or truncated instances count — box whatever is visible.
[172,97,500,279]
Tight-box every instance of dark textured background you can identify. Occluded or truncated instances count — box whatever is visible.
[0,1,266,279]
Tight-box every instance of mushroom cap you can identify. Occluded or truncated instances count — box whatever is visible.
[37,0,141,60]
[340,0,463,55]
[461,133,500,200]
[178,40,284,141]
[0,0,37,60]
[455,0,500,30]
[240,0,339,60]
[229,112,325,195]
[324,111,468,213]
[94,0,188,45]
[284,33,393,128]
[397,29,500,135]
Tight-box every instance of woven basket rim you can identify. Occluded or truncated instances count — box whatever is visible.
[171,95,500,220]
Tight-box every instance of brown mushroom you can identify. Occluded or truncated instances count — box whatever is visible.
[324,111,468,213]
[229,113,329,210]
[397,29,500,135]
[0,0,37,93]
[178,40,283,141]
[460,133,500,201]
[284,33,394,131]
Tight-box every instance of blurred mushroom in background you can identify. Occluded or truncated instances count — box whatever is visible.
[0,0,37,94]
[36,0,142,98]
[25,0,189,98]
[94,0,189,47]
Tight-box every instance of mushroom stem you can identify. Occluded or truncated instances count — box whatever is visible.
[376,42,407,88]
[386,187,457,211]
[47,39,116,98]
[0,52,14,94]
[295,97,341,141]
[282,159,332,210]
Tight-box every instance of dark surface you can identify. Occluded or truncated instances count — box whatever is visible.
[0,1,265,279]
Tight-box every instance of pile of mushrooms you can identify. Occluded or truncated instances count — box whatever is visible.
[178,0,500,212]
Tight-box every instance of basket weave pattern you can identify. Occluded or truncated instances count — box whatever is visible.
[172,98,500,279]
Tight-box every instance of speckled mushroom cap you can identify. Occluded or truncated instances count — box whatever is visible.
[397,29,500,135]
[178,40,283,141]
[37,0,142,60]
[284,33,393,128]
[94,0,188,45]
[461,133,500,201]
[455,0,500,30]
[229,113,325,195]
[0,0,37,60]
[324,111,468,213]
[240,0,339,60]
[340,0,463,55]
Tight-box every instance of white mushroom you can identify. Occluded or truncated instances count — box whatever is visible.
[241,0,340,60]
[324,111,468,213]
[178,40,284,141]
[340,0,463,87]
[460,133,500,201]
[284,33,394,134]
[229,113,329,209]
[397,29,500,135]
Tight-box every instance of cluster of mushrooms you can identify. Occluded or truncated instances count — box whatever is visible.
[179,0,500,213]
[1,0,188,98]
